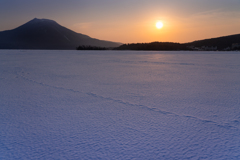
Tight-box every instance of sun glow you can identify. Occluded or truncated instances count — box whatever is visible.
[156,21,163,29]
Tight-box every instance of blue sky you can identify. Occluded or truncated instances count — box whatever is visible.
[1,0,240,43]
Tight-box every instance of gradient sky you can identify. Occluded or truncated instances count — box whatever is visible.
[1,0,240,43]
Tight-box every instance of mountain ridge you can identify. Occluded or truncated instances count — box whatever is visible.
[0,18,121,49]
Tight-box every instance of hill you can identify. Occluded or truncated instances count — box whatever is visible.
[114,42,189,51]
[115,42,187,51]
[0,18,121,50]
[115,34,240,51]
[184,34,240,50]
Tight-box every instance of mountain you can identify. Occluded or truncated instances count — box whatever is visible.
[184,34,240,50]
[0,18,121,49]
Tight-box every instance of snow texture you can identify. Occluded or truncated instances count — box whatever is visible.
[1,50,240,159]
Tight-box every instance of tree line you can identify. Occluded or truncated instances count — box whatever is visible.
[76,45,108,50]
[114,42,189,51]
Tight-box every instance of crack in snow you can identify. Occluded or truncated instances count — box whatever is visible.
[16,68,239,131]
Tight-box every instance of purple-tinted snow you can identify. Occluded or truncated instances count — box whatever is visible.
[1,50,240,159]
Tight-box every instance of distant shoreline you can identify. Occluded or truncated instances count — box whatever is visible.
[75,41,240,51]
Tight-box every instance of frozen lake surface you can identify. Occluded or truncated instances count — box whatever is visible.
[1,50,240,159]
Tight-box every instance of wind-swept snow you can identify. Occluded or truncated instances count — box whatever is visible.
[1,50,240,159]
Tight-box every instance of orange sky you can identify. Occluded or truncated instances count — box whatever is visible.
[1,0,240,44]
[68,9,240,43]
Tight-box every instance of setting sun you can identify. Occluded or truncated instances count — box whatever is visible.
[156,21,163,29]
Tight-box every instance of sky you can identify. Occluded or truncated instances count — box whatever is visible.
[0,0,240,43]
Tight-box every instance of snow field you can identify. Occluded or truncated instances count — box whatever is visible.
[1,50,240,159]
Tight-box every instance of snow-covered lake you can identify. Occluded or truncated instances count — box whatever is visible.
[1,50,240,159]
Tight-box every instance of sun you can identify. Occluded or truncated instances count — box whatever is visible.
[156,21,163,29]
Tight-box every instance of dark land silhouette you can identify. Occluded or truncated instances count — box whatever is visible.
[185,34,240,51]
[115,35,240,51]
[114,42,188,51]
[0,18,121,50]
[76,45,108,50]
[0,18,239,50]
